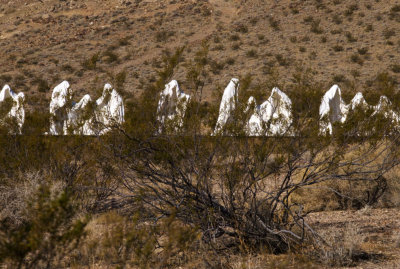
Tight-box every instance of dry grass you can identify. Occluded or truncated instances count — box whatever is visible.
[0,165,399,268]
[68,212,319,269]
[51,207,400,268]
[0,171,64,226]
[317,223,365,266]
[308,207,400,268]
[290,141,400,212]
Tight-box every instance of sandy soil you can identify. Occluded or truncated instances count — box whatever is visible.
[308,207,400,268]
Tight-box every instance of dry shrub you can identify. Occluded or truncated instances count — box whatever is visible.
[378,166,400,207]
[394,232,400,248]
[291,176,389,212]
[0,182,87,268]
[315,223,365,266]
[291,141,396,212]
[0,171,64,226]
[291,184,338,212]
[72,211,199,268]
[180,252,316,269]
[292,143,400,212]
[228,253,317,269]
[74,211,142,267]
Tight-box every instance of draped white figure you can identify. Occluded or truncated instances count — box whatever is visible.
[67,94,96,135]
[213,78,239,135]
[319,85,348,135]
[245,96,262,136]
[0,85,25,134]
[156,80,190,134]
[260,87,293,136]
[49,82,124,135]
[95,83,125,134]
[371,96,400,128]
[246,88,293,136]
[49,81,72,135]
[349,92,368,110]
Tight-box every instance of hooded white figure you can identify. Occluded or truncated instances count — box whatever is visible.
[67,94,96,135]
[49,81,72,135]
[339,92,371,136]
[0,85,25,134]
[259,87,293,136]
[349,92,368,111]
[246,88,293,136]
[95,83,125,134]
[245,96,263,136]
[213,78,239,135]
[156,80,190,134]
[371,96,400,128]
[319,85,348,135]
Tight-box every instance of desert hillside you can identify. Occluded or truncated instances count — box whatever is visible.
[1,0,400,112]
[1,1,400,268]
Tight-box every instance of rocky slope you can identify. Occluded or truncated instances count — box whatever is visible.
[1,0,400,113]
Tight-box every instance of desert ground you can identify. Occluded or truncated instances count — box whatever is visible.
[2,0,400,110]
[1,1,400,268]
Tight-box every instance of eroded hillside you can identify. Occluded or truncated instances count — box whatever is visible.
[1,0,400,113]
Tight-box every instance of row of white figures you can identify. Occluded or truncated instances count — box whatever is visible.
[0,81,124,135]
[48,81,125,135]
[155,78,400,136]
[1,79,398,136]
[319,85,400,134]
[156,78,293,136]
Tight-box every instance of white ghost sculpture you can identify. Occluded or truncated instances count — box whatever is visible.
[340,92,371,136]
[0,85,25,134]
[245,96,263,136]
[49,81,73,135]
[49,82,124,135]
[67,94,95,135]
[371,96,400,127]
[156,80,190,134]
[259,87,293,136]
[95,83,125,134]
[319,85,348,135]
[247,88,293,136]
[349,92,368,111]
[244,96,257,114]
[213,78,239,135]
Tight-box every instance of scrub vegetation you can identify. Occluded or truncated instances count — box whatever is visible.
[1,0,400,268]
[0,48,400,268]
